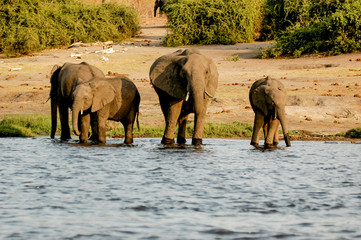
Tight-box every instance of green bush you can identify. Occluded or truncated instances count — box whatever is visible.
[260,0,361,57]
[163,0,263,46]
[0,0,139,56]
[344,128,361,138]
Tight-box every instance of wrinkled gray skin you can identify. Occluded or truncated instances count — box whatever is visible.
[50,62,105,140]
[149,49,219,145]
[249,76,291,147]
[72,77,140,144]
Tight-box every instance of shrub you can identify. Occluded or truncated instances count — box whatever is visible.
[163,0,263,46]
[345,128,361,138]
[260,0,361,58]
[0,0,139,56]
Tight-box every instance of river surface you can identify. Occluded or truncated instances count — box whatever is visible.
[0,137,360,239]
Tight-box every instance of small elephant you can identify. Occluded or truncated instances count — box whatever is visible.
[72,76,140,144]
[249,76,291,147]
[50,62,105,140]
[154,0,167,17]
[149,49,219,145]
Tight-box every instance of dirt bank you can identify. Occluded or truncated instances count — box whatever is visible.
[1,17,361,140]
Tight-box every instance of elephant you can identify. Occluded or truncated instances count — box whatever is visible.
[154,0,167,17]
[50,62,105,140]
[149,49,219,145]
[249,76,291,147]
[71,76,140,144]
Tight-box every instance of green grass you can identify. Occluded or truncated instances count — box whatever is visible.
[0,114,53,137]
[2,114,360,140]
[108,121,253,138]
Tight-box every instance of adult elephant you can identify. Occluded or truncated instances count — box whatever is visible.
[72,77,140,144]
[149,49,218,145]
[249,76,291,147]
[154,0,166,17]
[50,62,105,140]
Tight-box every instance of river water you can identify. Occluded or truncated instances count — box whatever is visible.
[0,137,360,239]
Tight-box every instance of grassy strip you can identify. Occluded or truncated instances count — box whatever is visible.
[2,114,361,140]
[0,114,53,137]
[0,0,139,56]
[108,121,253,138]
[0,114,253,138]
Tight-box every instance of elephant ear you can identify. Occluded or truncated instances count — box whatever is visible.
[91,81,116,112]
[251,85,269,115]
[149,51,188,99]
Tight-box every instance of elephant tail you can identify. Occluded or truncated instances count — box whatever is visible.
[136,111,140,131]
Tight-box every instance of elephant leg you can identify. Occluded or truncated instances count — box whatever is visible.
[192,112,206,145]
[263,122,269,141]
[80,113,91,143]
[177,114,189,144]
[273,119,280,146]
[251,112,264,146]
[123,121,134,144]
[265,118,280,147]
[89,113,99,141]
[163,100,183,144]
[59,104,71,140]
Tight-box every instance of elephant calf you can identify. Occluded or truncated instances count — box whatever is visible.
[249,76,291,147]
[72,76,140,144]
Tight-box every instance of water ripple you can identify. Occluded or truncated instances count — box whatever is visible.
[0,138,360,239]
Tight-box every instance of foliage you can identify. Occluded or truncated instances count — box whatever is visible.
[344,128,361,138]
[163,0,264,46]
[0,0,139,56]
[260,0,361,58]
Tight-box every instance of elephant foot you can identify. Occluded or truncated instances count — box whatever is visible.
[192,138,202,146]
[89,134,99,142]
[264,143,277,148]
[161,136,175,145]
[177,137,186,144]
[124,138,134,145]
[250,141,259,147]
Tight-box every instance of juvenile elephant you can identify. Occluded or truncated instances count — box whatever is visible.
[249,76,291,147]
[72,77,140,144]
[50,62,105,140]
[149,49,219,145]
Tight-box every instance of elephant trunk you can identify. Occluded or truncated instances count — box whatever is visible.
[72,101,82,136]
[277,107,291,147]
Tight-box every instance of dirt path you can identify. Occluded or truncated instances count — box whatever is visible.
[1,17,361,139]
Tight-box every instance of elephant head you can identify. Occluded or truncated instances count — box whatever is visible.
[250,77,290,147]
[72,79,115,136]
[150,49,218,104]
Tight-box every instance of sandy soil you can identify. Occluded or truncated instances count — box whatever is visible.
[1,16,361,139]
